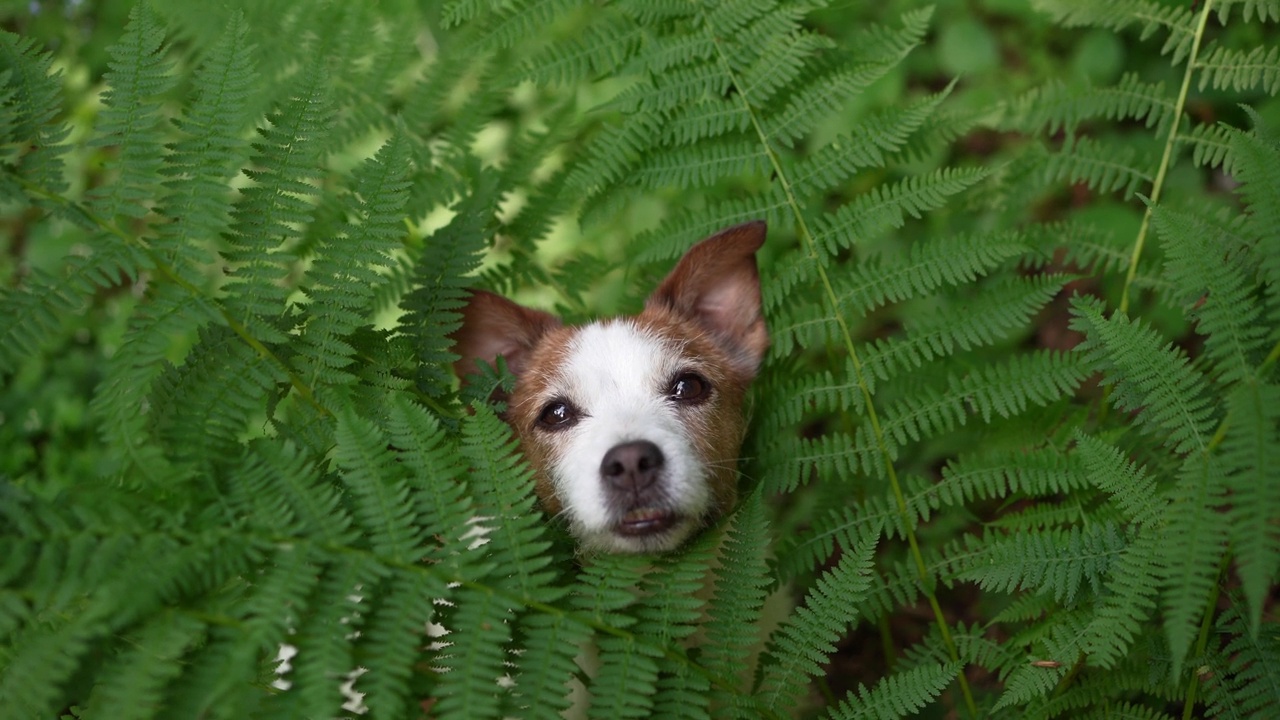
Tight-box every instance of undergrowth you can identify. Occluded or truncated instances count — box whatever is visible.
[1,0,1277,718]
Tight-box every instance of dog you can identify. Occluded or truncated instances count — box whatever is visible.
[451,221,768,553]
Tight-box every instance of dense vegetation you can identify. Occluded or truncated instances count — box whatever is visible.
[2,0,1278,717]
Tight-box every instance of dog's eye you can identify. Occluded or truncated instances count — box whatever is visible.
[536,400,578,429]
[669,373,710,404]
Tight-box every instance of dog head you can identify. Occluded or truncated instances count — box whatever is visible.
[452,221,768,553]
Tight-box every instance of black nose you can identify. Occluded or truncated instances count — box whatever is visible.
[600,440,664,493]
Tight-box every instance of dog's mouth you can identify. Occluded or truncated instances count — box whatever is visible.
[615,507,681,537]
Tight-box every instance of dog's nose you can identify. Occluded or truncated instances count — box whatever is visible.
[600,440,664,493]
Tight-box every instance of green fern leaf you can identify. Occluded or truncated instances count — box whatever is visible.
[759,537,878,713]
[400,193,489,398]
[357,572,446,718]
[861,274,1071,382]
[1037,134,1156,199]
[1081,529,1163,668]
[269,558,369,719]
[1182,119,1238,170]
[791,85,954,198]
[572,554,657,718]
[1203,605,1280,719]
[1153,202,1267,385]
[1074,431,1165,526]
[958,523,1126,605]
[1196,44,1280,94]
[812,167,990,255]
[221,58,333,345]
[1160,454,1229,678]
[0,30,71,208]
[80,613,205,720]
[382,395,474,558]
[1030,0,1199,64]
[1230,111,1280,294]
[1002,73,1174,135]
[157,11,257,277]
[333,401,426,563]
[952,350,1088,424]
[299,130,413,385]
[700,491,771,717]
[1221,382,1280,633]
[826,661,960,720]
[88,2,176,221]
[769,228,1032,345]
[458,404,556,599]
[1069,295,1216,455]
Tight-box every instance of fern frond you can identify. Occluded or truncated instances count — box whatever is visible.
[1230,111,1280,291]
[88,288,218,485]
[791,85,954,197]
[958,523,1126,605]
[80,613,205,720]
[1001,73,1174,135]
[333,401,425,563]
[382,394,474,555]
[632,139,770,190]
[769,228,1032,343]
[952,350,1088,424]
[221,58,333,345]
[572,554,657,719]
[759,538,878,713]
[1196,44,1280,94]
[150,326,285,464]
[1069,295,1216,455]
[1181,119,1238,170]
[357,572,446,718]
[935,446,1089,512]
[762,12,930,147]
[1037,134,1156,199]
[88,2,176,221]
[505,612,592,719]
[1030,0,1199,64]
[1074,432,1165,526]
[810,167,990,255]
[269,558,369,719]
[701,491,771,717]
[432,584,516,718]
[157,11,257,278]
[1152,201,1268,384]
[299,130,413,386]
[1203,604,1280,719]
[1221,382,1280,633]
[861,274,1071,382]
[1160,454,1229,678]
[1079,529,1163,668]
[826,661,960,720]
[400,195,489,398]
[0,30,70,207]
[459,404,556,599]
[641,537,720,720]
[1214,0,1280,23]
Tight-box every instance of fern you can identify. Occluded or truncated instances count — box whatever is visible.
[3,0,1279,718]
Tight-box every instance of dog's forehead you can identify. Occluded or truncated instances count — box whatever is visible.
[558,320,679,400]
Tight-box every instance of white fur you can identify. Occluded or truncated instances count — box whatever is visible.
[541,320,709,553]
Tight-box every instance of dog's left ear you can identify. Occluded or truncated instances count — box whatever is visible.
[646,220,769,378]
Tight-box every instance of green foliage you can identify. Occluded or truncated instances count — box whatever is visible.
[2,0,1278,718]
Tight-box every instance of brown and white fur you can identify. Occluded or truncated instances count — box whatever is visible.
[451,221,768,554]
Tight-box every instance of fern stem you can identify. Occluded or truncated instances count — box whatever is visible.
[704,20,979,719]
[1118,0,1215,314]
[1180,550,1230,720]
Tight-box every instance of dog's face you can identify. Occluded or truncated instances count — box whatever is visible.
[452,221,768,553]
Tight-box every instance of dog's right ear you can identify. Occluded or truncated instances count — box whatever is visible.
[451,289,561,384]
